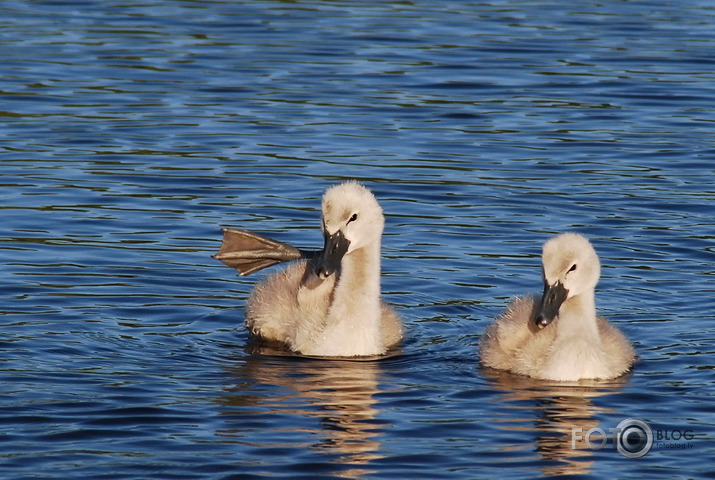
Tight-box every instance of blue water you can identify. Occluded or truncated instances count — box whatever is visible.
[1,1,714,478]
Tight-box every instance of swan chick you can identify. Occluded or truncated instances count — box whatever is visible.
[244,181,403,357]
[480,233,635,381]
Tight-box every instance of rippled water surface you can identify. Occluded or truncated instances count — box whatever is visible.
[2,1,714,478]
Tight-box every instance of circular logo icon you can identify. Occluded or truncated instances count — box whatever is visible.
[616,418,653,458]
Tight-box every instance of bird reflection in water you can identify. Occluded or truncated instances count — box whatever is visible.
[481,367,631,476]
[219,346,397,478]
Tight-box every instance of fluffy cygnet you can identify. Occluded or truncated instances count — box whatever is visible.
[243,181,403,357]
[480,233,635,381]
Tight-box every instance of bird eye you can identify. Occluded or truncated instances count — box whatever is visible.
[347,213,358,224]
[568,264,577,273]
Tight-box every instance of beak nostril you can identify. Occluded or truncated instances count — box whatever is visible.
[534,281,567,329]
[320,230,351,278]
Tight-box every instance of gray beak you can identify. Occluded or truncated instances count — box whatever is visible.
[534,281,569,328]
[317,230,350,278]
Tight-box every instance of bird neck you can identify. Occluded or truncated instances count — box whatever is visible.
[556,290,601,341]
[330,241,382,326]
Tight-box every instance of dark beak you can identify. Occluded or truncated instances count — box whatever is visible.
[534,281,569,328]
[317,230,350,278]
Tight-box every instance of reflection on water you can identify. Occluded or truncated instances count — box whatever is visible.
[221,355,387,478]
[482,367,630,476]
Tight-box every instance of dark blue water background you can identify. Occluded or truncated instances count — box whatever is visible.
[1,1,714,478]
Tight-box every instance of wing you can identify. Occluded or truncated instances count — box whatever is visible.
[212,228,317,276]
